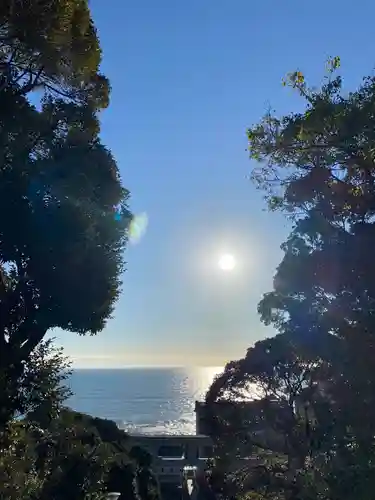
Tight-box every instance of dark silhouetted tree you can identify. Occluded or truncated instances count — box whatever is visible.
[243,59,375,499]
[0,0,130,434]
[0,92,131,428]
[206,335,336,500]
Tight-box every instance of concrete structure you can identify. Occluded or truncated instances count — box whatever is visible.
[129,433,213,484]
[127,400,277,492]
[127,400,271,481]
[125,401,217,493]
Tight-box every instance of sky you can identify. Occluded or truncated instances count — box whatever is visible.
[56,0,375,368]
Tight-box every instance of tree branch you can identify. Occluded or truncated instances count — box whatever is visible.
[18,324,47,360]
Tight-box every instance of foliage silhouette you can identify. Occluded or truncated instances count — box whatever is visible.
[207,60,375,500]
[0,1,131,430]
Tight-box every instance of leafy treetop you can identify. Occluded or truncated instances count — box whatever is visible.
[0,0,110,107]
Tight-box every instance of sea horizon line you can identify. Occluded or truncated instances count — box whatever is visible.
[70,365,224,370]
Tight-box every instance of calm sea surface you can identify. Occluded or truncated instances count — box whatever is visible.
[67,367,222,435]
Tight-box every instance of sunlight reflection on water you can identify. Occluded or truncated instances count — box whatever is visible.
[67,366,223,435]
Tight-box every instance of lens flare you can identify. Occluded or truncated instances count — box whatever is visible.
[129,212,148,244]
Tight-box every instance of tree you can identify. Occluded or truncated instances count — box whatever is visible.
[0,421,46,500]
[0,0,109,108]
[0,90,131,429]
[17,338,72,423]
[0,337,71,459]
[0,411,133,500]
[206,335,335,499]
[129,446,161,500]
[0,338,109,500]
[0,0,129,433]
[245,60,375,499]
[0,3,135,497]
[33,410,118,500]
[0,336,156,500]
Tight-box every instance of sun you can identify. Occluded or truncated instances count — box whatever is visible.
[218,253,236,271]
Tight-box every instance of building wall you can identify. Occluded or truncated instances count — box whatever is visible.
[128,434,213,481]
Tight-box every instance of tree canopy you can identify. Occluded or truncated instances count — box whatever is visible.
[248,62,375,444]
[0,0,131,430]
[0,92,131,425]
[206,335,336,499]
[0,338,160,500]
[0,1,141,498]
[206,60,375,500]
[0,0,109,107]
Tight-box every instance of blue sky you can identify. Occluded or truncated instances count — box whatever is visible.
[57,0,375,367]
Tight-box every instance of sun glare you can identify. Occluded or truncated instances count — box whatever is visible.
[218,253,236,271]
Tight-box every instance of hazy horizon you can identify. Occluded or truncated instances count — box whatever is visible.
[70,365,224,370]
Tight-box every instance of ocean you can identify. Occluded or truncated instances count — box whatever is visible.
[67,366,222,435]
